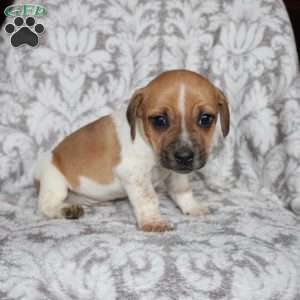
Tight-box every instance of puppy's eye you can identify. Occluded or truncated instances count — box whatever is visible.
[198,113,214,128]
[149,114,169,129]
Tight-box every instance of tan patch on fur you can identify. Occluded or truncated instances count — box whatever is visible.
[184,83,229,151]
[52,116,120,189]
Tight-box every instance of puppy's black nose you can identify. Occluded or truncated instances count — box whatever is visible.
[174,148,194,165]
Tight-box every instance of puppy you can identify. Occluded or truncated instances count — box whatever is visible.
[34,70,230,232]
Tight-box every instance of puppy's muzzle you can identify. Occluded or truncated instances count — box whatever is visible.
[161,143,207,174]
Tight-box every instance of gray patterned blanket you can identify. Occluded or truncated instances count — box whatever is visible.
[0,0,300,299]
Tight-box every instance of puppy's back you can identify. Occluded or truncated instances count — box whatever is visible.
[52,115,121,189]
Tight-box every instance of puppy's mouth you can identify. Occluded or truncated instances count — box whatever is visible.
[171,166,194,174]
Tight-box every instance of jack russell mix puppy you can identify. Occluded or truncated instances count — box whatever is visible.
[34,70,230,232]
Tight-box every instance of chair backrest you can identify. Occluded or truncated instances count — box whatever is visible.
[0,0,299,208]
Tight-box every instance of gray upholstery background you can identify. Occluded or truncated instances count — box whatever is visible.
[0,0,300,299]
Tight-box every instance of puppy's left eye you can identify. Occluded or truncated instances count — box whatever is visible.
[198,113,214,128]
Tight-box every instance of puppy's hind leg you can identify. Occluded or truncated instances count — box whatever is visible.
[38,160,84,219]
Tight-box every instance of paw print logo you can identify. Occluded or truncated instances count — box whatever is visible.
[5,16,45,47]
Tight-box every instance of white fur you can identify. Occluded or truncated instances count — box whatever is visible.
[112,108,170,228]
[178,84,191,145]
[75,176,126,201]
[33,151,52,181]
[35,153,69,218]
[166,172,209,216]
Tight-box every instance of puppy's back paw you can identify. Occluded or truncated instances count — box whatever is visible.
[61,204,84,219]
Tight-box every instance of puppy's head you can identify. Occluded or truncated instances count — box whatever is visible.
[127,70,230,174]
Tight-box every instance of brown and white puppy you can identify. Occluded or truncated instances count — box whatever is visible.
[34,70,230,232]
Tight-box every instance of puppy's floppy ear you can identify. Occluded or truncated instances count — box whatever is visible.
[216,88,230,137]
[126,89,144,141]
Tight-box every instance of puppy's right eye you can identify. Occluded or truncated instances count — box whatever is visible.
[149,114,169,129]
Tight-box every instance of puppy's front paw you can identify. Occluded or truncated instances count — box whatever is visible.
[140,219,174,232]
[183,206,210,217]
[61,204,84,219]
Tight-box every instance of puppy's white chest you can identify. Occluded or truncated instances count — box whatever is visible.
[152,166,171,186]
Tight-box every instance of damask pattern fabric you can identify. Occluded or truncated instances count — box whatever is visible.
[0,0,300,299]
